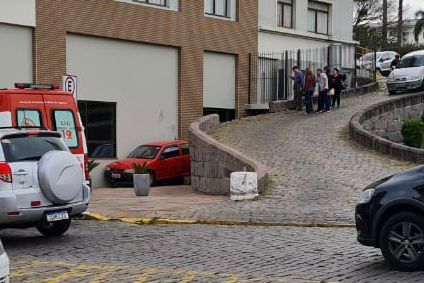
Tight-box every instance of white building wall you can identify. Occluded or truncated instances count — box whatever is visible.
[67,35,178,188]
[258,0,355,53]
[0,0,36,27]
[0,24,33,89]
[403,26,424,45]
[203,52,236,109]
[0,0,35,88]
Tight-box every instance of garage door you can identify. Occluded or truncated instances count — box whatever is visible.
[66,34,178,158]
[0,24,32,88]
[203,52,236,110]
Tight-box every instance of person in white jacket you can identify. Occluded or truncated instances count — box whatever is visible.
[315,68,330,112]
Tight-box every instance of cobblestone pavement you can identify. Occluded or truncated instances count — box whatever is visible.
[173,92,416,225]
[3,220,424,282]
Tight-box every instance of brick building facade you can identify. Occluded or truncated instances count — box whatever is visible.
[0,0,258,186]
[34,0,258,138]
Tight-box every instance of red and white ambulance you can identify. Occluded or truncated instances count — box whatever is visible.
[0,83,89,181]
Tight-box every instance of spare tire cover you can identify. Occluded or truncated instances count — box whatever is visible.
[38,150,83,204]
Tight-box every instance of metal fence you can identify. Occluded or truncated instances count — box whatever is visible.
[248,45,374,105]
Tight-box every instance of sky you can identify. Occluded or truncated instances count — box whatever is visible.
[404,0,424,18]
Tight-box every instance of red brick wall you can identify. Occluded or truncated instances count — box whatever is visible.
[34,0,258,137]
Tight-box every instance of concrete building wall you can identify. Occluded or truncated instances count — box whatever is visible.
[203,52,236,109]
[0,0,36,27]
[0,24,33,89]
[258,0,355,53]
[66,34,179,158]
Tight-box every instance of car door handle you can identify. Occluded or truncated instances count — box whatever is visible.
[14,170,28,176]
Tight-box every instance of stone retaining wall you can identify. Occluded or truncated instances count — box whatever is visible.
[349,92,424,163]
[270,82,379,113]
[188,114,268,195]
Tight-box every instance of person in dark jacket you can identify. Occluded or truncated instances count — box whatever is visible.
[329,68,345,109]
[303,67,315,114]
[290,66,305,111]
[390,54,400,69]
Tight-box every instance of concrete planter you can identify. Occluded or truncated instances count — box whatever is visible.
[133,174,150,196]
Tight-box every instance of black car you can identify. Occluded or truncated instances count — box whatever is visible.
[356,166,424,271]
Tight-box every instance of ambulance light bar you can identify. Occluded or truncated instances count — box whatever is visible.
[15,83,59,90]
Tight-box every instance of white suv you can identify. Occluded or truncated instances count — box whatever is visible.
[0,129,90,236]
[0,239,9,283]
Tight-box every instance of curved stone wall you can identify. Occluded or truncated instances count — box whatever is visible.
[349,92,424,163]
[188,114,268,195]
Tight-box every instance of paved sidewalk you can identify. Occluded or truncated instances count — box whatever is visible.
[89,186,227,219]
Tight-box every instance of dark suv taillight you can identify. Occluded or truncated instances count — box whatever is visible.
[0,162,12,183]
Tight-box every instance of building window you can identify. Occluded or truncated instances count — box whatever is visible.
[132,0,168,7]
[307,1,329,35]
[277,0,293,28]
[205,0,230,18]
[78,101,117,158]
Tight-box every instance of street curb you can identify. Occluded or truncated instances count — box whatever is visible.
[82,212,355,228]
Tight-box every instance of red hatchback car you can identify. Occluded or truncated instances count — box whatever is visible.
[105,140,190,186]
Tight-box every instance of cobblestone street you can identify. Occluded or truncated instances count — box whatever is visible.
[3,220,424,282]
[171,92,416,225]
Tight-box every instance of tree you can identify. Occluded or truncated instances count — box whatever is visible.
[382,0,388,41]
[397,0,403,47]
[414,10,424,43]
[353,0,382,28]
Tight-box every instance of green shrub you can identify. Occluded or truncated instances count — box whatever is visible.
[87,159,100,173]
[401,119,424,148]
[132,162,149,174]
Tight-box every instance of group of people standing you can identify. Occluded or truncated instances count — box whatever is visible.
[291,65,347,114]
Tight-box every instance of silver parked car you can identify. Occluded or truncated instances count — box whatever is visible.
[387,50,424,95]
[358,51,398,76]
[0,130,90,236]
[0,239,9,283]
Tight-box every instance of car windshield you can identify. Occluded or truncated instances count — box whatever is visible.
[1,135,68,162]
[400,55,424,68]
[128,145,161,159]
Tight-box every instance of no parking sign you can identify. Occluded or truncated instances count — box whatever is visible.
[62,74,78,100]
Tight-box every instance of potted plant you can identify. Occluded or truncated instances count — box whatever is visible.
[87,160,100,188]
[133,162,151,196]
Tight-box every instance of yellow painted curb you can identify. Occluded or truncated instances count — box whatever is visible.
[83,212,355,228]
[82,212,111,221]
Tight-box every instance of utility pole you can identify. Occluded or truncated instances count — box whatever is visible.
[382,0,388,43]
[397,0,403,47]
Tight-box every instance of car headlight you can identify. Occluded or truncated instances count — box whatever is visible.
[0,240,5,255]
[410,75,420,80]
[105,167,111,171]
[124,169,135,174]
[358,188,375,204]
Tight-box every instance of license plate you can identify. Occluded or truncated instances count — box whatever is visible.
[46,211,69,222]
[112,173,121,179]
